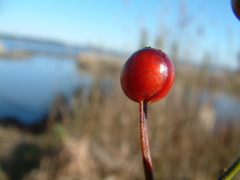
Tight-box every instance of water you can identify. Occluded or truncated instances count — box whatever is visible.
[0,35,93,126]
[214,93,240,122]
[0,56,90,125]
[0,56,239,126]
[0,35,239,127]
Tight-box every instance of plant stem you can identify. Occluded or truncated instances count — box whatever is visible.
[217,156,240,180]
[140,101,154,180]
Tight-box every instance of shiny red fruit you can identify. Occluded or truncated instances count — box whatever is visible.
[120,47,175,104]
[231,0,240,20]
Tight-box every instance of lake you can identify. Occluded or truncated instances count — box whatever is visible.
[0,35,239,127]
[0,55,91,125]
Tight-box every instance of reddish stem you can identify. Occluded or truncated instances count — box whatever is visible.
[140,101,154,180]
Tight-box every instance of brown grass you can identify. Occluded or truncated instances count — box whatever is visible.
[0,59,239,180]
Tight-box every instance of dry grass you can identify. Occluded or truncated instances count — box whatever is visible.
[0,59,240,180]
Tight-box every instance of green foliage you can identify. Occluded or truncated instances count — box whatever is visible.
[52,123,68,142]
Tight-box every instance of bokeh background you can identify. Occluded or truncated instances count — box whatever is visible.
[0,0,240,180]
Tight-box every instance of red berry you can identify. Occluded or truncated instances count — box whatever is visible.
[231,0,240,20]
[120,47,175,104]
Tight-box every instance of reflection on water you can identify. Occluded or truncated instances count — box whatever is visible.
[0,56,89,125]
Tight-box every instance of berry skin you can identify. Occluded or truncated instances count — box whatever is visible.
[231,0,240,20]
[120,47,175,104]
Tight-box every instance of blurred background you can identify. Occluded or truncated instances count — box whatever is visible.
[0,0,240,180]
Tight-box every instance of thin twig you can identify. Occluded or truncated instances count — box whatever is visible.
[140,101,154,180]
[217,156,240,180]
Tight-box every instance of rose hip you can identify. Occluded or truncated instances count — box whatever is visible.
[231,0,240,20]
[120,47,174,104]
[120,47,175,180]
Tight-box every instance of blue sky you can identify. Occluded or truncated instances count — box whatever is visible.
[0,0,240,69]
